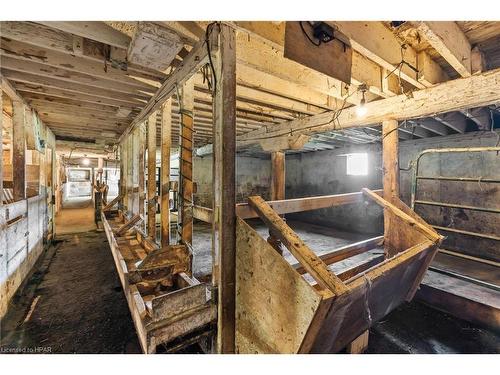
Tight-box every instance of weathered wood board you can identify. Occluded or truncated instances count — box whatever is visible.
[235,189,440,353]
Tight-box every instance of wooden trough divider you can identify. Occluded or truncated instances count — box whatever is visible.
[101,208,216,353]
[102,194,123,212]
[248,195,348,296]
[235,189,442,353]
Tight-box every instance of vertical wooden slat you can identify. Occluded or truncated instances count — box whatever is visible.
[126,135,134,211]
[212,23,237,354]
[119,142,125,208]
[161,99,172,247]
[382,119,400,257]
[0,91,3,205]
[147,112,157,240]
[12,100,26,201]
[138,123,145,225]
[178,78,195,246]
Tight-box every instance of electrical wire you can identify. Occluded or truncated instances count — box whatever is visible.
[205,22,219,96]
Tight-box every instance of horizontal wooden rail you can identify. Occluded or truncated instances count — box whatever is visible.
[292,236,384,274]
[193,189,383,223]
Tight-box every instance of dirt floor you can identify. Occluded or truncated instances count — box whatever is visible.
[1,214,498,354]
[0,230,141,353]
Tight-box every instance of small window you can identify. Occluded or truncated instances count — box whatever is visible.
[346,153,368,176]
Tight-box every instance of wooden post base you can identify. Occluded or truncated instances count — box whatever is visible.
[346,330,369,354]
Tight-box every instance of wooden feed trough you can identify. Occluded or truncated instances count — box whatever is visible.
[101,206,216,353]
[235,188,443,353]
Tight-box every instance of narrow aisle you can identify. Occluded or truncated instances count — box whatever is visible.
[0,231,141,353]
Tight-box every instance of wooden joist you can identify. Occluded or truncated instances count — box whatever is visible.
[248,195,348,296]
[237,68,500,146]
[415,21,472,77]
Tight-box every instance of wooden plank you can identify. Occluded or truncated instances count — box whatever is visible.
[382,119,400,258]
[268,151,286,254]
[248,195,348,296]
[292,236,384,274]
[160,100,172,247]
[147,112,157,240]
[270,151,285,200]
[416,21,472,77]
[237,189,383,219]
[362,188,442,243]
[37,21,131,49]
[211,24,237,354]
[346,330,369,354]
[115,213,141,236]
[193,190,384,223]
[138,123,145,224]
[178,78,194,246]
[102,194,122,212]
[12,101,26,201]
[0,90,3,205]
[235,217,322,354]
[236,68,500,146]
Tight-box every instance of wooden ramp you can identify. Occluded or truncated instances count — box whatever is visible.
[235,188,443,353]
[101,209,216,353]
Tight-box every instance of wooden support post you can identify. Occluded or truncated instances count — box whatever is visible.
[161,99,172,247]
[382,119,399,258]
[126,135,133,211]
[147,112,157,241]
[268,151,286,254]
[12,100,26,201]
[211,23,237,354]
[178,77,195,247]
[0,91,3,205]
[119,143,125,208]
[138,123,145,221]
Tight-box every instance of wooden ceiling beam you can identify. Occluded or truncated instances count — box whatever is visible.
[230,21,397,98]
[119,30,211,142]
[36,21,131,49]
[236,67,500,145]
[15,84,144,109]
[1,69,151,103]
[414,21,472,78]
[329,22,452,90]
[0,36,158,89]
[0,55,157,95]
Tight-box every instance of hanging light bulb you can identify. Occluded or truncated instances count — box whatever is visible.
[356,85,368,117]
[82,156,90,166]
